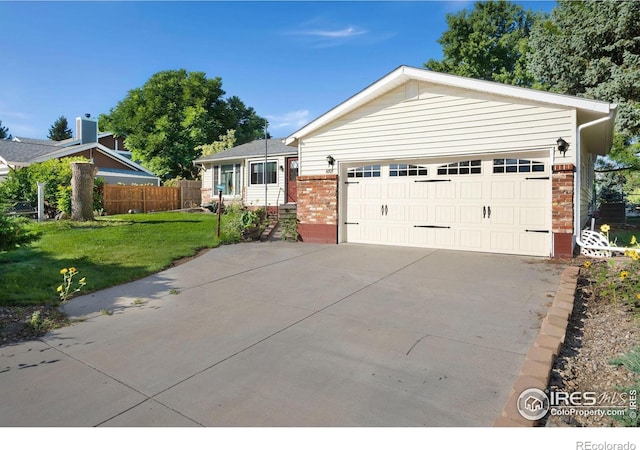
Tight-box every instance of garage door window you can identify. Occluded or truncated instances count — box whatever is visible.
[389,164,428,177]
[347,165,381,178]
[437,160,481,175]
[493,159,545,174]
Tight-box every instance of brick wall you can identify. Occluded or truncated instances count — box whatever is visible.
[296,174,338,244]
[552,164,575,258]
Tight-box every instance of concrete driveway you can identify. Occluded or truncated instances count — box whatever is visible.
[0,242,564,426]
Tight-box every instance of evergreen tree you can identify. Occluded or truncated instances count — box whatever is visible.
[0,120,9,140]
[47,116,73,141]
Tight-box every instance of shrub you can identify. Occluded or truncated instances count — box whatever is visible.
[0,212,40,251]
[0,157,89,218]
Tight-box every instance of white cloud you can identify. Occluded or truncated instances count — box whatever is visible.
[266,110,311,132]
[286,18,378,48]
[298,26,368,39]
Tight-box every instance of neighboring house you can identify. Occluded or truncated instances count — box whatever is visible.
[285,65,617,258]
[193,138,298,215]
[0,115,159,185]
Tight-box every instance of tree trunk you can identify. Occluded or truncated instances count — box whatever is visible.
[71,162,96,221]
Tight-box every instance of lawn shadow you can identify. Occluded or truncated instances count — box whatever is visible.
[59,265,180,319]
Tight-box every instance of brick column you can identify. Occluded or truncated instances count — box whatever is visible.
[201,188,212,205]
[296,174,338,244]
[552,164,575,258]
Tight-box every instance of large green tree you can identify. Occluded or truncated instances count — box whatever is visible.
[100,69,266,180]
[47,115,73,141]
[528,0,640,167]
[425,0,539,87]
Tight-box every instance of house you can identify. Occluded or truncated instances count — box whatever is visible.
[285,65,617,258]
[0,115,159,186]
[193,138,298,215]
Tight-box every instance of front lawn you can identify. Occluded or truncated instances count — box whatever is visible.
[0,212,223,306]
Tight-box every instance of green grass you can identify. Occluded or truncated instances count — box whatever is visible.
[0,212,223,306]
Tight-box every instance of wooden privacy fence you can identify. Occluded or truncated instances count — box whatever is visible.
[103,185,180,215]
[177,179,202,208]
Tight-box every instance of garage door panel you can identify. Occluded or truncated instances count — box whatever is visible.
[459,230,482,248]
[489,207,515,226]
[520,181,547,200]
[520,207,547,227]
[519,232,550,254]
[387,183,407,199]
[409,183,428,199]
[408,205,428,222]
[490,181,516,200]
[435,183,456,199]
[460,181,483,200]
[435,206,455,224]
[459,206,482,225]
[490,231,515,251]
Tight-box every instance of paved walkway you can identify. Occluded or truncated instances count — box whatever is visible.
[0,242,565,426]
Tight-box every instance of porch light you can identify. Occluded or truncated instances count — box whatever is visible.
[326,155,335,168]
[556,137,569,157]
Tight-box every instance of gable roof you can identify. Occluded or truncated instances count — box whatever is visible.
[193,138,296,164]
[0,139,60,164]
[0,139,156,177]
[285,65,617,147]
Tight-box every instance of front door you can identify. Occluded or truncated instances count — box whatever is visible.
[286,157,298,203]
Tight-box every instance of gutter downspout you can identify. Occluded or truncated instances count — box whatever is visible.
[574,110,626,253]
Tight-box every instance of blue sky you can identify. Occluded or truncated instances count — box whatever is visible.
[0,1,556,140]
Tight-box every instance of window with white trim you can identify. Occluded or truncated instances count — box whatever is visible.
[211,164,241,195]
[389,163,428,177]
[493,159,545,174]
[347,165,381,178]
[437,160,481,175]
[250,161,277,184]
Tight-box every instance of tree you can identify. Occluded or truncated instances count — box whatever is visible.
[47,116,73,141]
[528,0,640,167]
[0,120,10,140]
[196,129,237,157]
[100,69,267,180]
[425,0,539,87]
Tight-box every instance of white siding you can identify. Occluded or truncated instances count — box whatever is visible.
[299,82,575,176]
[245,156,288,208]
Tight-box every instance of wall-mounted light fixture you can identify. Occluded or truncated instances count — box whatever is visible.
[326,155,335,169]
[556,137,569,157]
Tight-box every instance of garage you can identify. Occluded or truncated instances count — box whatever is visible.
[286,66,617,258]
[342,152,551,256]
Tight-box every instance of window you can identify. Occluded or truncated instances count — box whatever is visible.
[251,161,277,184]
[493,159,544,174]
[212,164,242,195]
[389,164,428,177]
[347,165,381,178]
[437,160,481,175]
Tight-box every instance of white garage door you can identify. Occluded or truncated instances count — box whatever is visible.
[343,155,551,257]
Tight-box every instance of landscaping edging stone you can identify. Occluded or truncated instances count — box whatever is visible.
[493,265,579,427]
